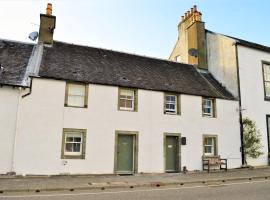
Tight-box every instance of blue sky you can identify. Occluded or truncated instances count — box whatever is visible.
[0,0,269,59]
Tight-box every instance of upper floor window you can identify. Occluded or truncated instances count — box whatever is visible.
[118,88,137,111]
[263,62,270,99]
[203,135,218,156]
[202,98,216,117]
[175,55,181,62]
[164,93,180,114]
[65,83,88,108]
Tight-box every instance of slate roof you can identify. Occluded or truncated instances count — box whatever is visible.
[0,39,34,86]
[234,37,270,53]
[39,41,234,100]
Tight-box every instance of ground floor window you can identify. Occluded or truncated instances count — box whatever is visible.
[203,135,218,156]
[61,129,86,159]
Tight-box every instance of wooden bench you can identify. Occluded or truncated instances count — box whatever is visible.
[202,156,227,173]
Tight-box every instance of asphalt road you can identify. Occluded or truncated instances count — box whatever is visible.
[1,179,270,200]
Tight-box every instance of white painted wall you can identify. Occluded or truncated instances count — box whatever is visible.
[0,87,20,174]
[206,32,239,98]
[12,78,241,175]
[237,45,270,166]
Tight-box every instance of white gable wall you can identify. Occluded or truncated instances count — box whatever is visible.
[237,45,270,166]
[13,78,241,175]
[0,87,20,174]
[206,32,239,98]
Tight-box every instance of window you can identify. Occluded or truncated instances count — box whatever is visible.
[202,98,215,117]
[164,94,180,114]
[203,135,217,156]
[118,88,137,111]
[61,129,86,159]
[65,83,88,108]
[263,63,270,99]
[175,55,181,62]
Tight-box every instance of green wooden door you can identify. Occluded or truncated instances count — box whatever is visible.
[165,136,179,172]
[117,135,134,173]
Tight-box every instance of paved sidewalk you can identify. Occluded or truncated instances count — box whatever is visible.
[1,167,270,193]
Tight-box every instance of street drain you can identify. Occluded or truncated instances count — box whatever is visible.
[202,181,206,184]
[101,187,105,190]
[222,180,226,182]
[35,190,40,193]
[0,191,3,194]
[180,183,184,186]
[130,186,134,189]
[265,177,268,179]
[69,189,74,192]
[156,184,160,187]
[249,178,252,180]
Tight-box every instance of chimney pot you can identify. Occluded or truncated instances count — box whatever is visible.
[185,12,187,18]
[193,5,197,12]
[46,3,52,16]
[187,11,190,16]
[191,8,194,13]
[181,16,184,21]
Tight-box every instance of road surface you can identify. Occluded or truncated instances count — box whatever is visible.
[0,179,270,200]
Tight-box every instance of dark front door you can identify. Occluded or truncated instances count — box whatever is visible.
[165,136,179,172]
[116,134,134,173]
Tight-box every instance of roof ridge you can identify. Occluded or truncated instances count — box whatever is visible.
[53,40,193,68]
[0,37,35,46]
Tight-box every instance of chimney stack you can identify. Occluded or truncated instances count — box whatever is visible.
[177,5,207,69]
[38,3,56,45]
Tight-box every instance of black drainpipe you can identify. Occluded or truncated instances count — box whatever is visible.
[22,78,33,98]
[235,43,245,166]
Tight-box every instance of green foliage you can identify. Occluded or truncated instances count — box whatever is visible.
[243,118,263,161]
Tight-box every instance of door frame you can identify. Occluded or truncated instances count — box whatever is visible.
[163,133,181,173]
[266,115,270,164]
[114,130,139,174]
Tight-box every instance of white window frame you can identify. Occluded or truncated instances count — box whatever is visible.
[165,94,177,114]
[202,98,214,117]
[204,137,216,156]
[263,63,270,98]
[119,89,135,111]
[64,132,83,156]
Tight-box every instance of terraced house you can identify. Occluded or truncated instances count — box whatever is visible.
[170,5,270,166]
[0,4,243,175]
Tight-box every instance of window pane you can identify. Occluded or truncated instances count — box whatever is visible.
[204,146,212,154]
[73,143,81,152]
[66,137,74,142]
[68,96,85,107]
[265,82,270,97]
[68,84,85,96]
[65,143,73,152]
[120,89,134,96]
[264,64,270,81]
[74,137,82,142]
[119,99,126,108]
[125,100,133,108]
